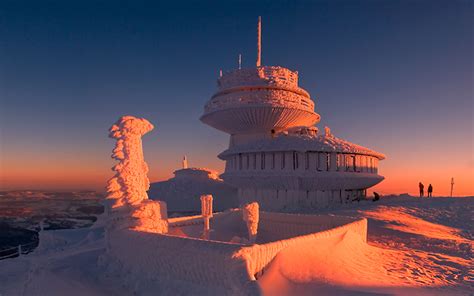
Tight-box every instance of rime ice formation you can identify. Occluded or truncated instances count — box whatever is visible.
[106,115,168,233]
[107,115,154,207]
[200,194,213,238]
[201,18,385,211]
[242,202,259,243]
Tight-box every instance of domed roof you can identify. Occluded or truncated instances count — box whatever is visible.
[219,132,385,160]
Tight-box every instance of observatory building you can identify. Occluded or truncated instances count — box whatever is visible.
[201,18,385,211]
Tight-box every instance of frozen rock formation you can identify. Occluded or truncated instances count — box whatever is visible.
[106,116,168,234]
[242,202,259,243]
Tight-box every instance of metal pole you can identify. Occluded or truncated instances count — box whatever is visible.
[450,177,454,197]
[256,16,262,67]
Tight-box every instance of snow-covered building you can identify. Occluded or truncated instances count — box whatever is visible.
[201,18,385,211]
[149,160,238,212]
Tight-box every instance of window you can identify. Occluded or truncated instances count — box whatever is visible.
[261,152,265,170]
[352,155,356,172]
[293,151,299,170]
[271,153,275,169]
[253,153,257,169]
[238,154,242,170]
[317,152,322,171]
[246,154,250,169]
[326,153,330,171]
[305,152,310,170]
[281,152,286,169]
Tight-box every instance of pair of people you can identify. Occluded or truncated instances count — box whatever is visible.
[419,182,433,197]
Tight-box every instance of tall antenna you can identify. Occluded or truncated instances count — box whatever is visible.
[256,16,262,67]
[238,54,242,69]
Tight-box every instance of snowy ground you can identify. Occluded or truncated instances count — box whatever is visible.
[259,196,473,295]
[0,195,472,295]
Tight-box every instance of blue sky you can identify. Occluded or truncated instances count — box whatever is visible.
[1,0,472,194]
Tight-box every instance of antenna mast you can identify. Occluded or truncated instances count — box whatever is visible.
[256,16,262,67]
[450,177,454,197]
[238,54,242,69]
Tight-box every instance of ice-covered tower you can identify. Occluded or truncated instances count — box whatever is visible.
[201,17,320,148]
[201,18,385,211]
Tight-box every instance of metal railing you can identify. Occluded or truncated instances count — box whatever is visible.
[0,241,38,260]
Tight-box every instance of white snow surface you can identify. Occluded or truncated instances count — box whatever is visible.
[220,132,386,160]
[0,196,472,295]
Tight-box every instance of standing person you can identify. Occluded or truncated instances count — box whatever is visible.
[419,182,424,197]
[428,184,433,197]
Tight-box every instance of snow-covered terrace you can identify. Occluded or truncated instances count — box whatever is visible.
[107,210,367,294]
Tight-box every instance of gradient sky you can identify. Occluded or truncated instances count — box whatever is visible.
[1,0,472,196]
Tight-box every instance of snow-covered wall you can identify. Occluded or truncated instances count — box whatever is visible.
[242,215,368,278]
[106,230,259,295]
[106,211,366,295]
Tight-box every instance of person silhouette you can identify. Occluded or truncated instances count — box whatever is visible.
[372,192,380,202]
[428,184,433,197]
[419,182,424,197]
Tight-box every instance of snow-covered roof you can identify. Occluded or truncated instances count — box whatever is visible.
[219,133,385,160]
[173,168,221,180]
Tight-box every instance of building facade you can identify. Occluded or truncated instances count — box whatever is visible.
[200,19,385,211]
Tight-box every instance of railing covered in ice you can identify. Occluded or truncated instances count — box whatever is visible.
[204,88,315,114]
[217,66,299,90]
[0,241,38,260]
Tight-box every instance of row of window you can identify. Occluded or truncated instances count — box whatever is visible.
[227,151,379,173]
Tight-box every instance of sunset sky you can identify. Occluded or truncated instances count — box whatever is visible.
[1,0,472,196]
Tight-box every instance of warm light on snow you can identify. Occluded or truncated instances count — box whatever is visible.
[106,115,154,207]
[105,116,168,234]
[243,202,259,243]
